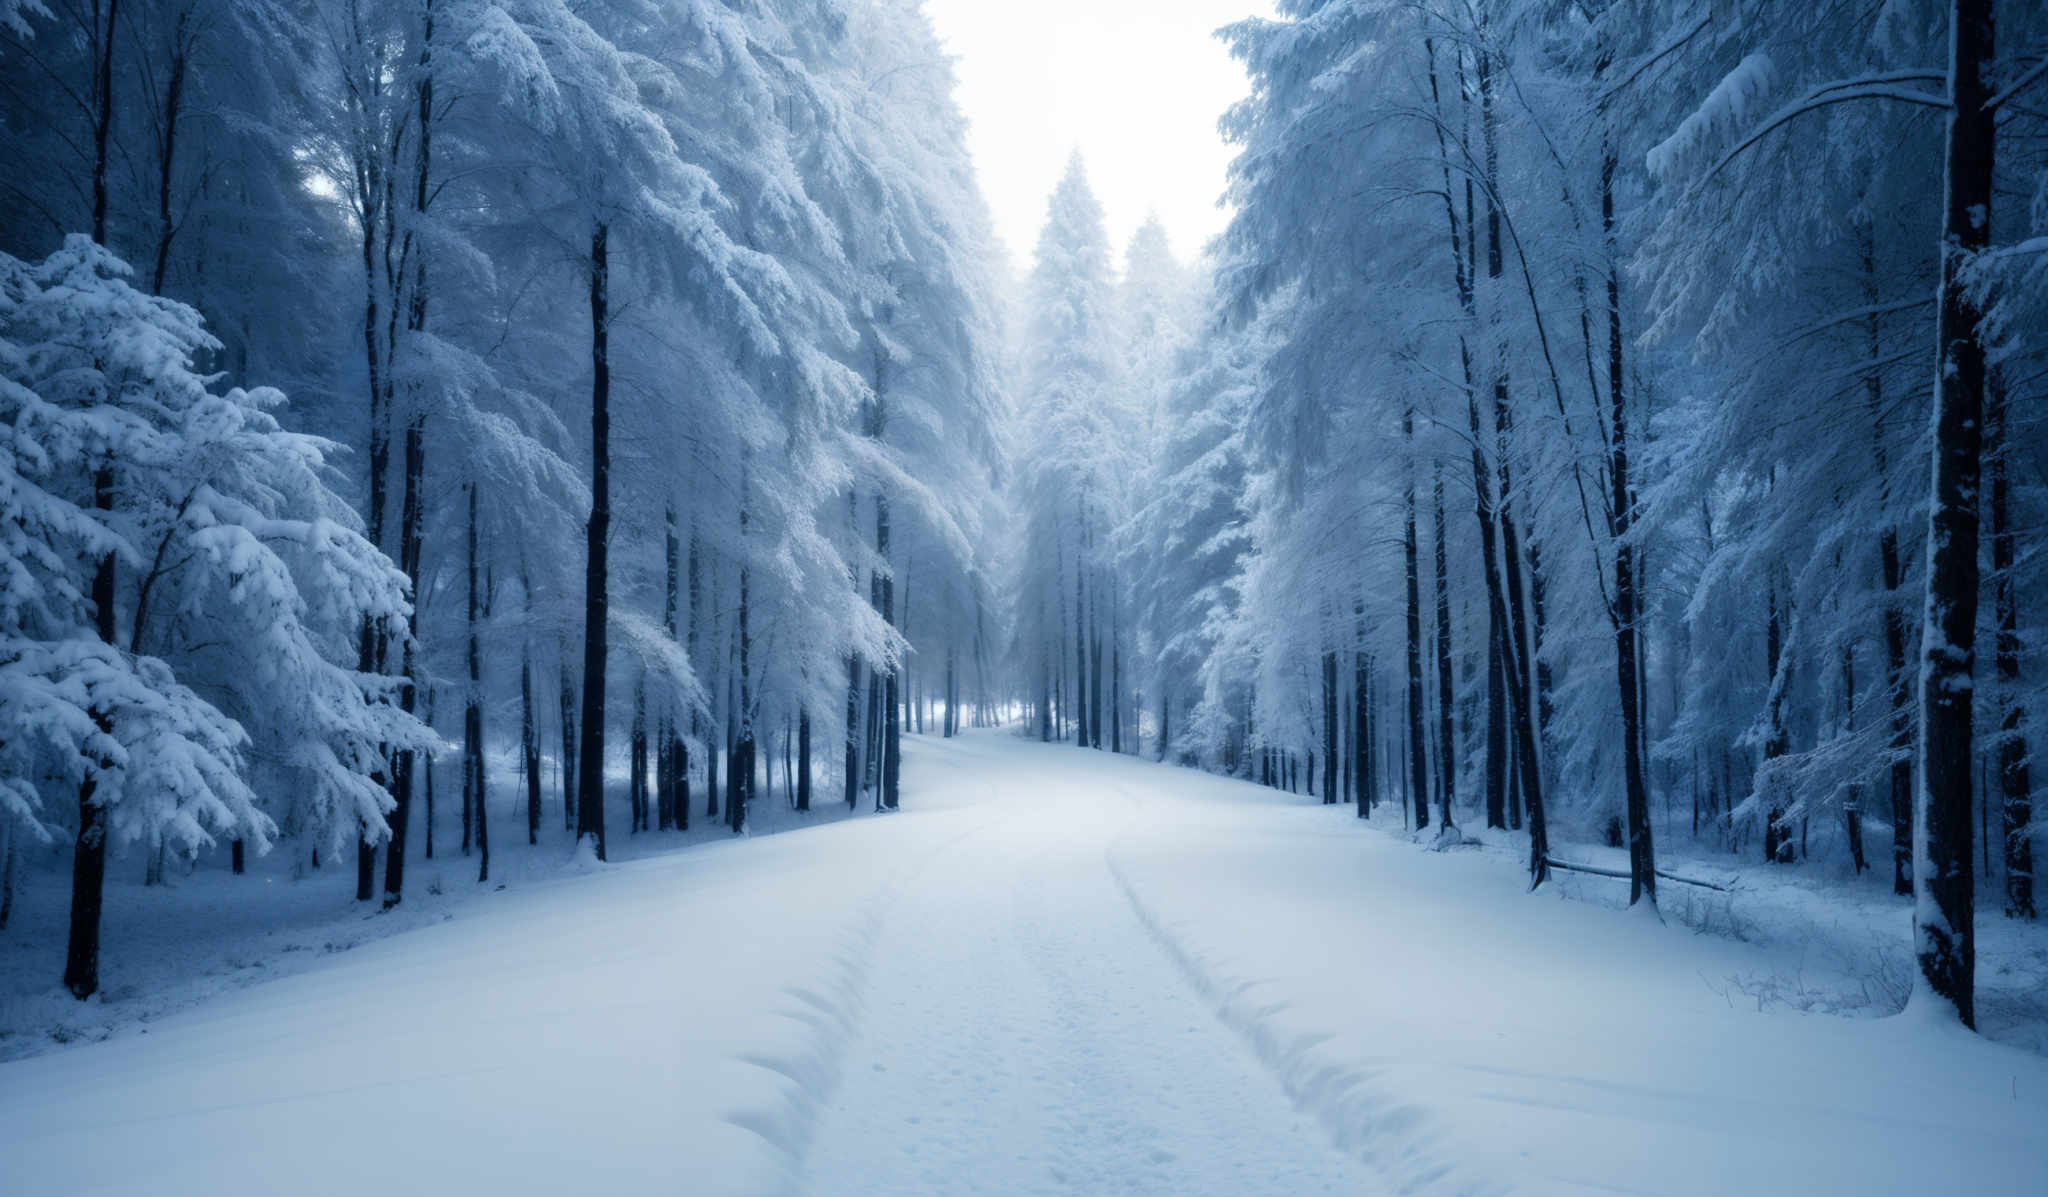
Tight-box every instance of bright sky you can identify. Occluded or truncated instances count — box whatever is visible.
[920,0,1272,270]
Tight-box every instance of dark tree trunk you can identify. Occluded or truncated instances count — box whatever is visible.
[523,633,541,846]
[1915,0,1994,1027]
[576,221,611,859]
[1075,523,1090,751]
[630,677,648,833]
[1403,408,1430,831]
[1841,642,1868,875]
[798,708,812,811]
[423,689,436,859]
[1354,601,1372,820]
[662,509,686,832]
[65,468,119,998]
[880,499,900,810]
[1762,585,1791,864]
[558,667,578,833]
[1431,462,1457,824]
[465,480,487,885]
[384,0,434,906]
[1111,632,1124,754]
[148,12,190,296]
[1484,612,1507,829]
[730,497,753,833]
[1863,232,1916,897]
[1989,384,2034,919]
[1601,129,1654,907]
[1323,646,1339,804]
[1527,538,1555,745]
[89,0,118,245]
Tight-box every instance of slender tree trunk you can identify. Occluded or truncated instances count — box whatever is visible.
[383,0,434,906]
[522,621,541,846]
[879,497,900,810]
[731,494,753,832]
[1762,584,1791,864]
[67,30,121,978]
[422,687,435,858]
[1989,382,2034,919]
[1323,644,1339,804]
[64,465,118,997]
[149,12,190,296]
[798,708,812,812]
[1431,462,1456,825]
[1842,641,1868,875]
[576,221,611,859]
[0,821,15,929]
[1081,518,1097,754]
[664,508,686,832]
[464,480,488,884]
[559,665,578,833]
[1601,128,1654,907]
[1355,602,1372,820]
[1863,230,1916,896]
[1404,408,1430,831]
[631,677,648,833]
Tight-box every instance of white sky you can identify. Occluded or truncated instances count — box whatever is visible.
[920,0,1272,271]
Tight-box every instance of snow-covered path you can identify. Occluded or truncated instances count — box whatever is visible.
[801,766,1375,1195]
[4,730,2046,1196]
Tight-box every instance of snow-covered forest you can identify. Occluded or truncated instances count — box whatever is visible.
[3,0,2047,1192]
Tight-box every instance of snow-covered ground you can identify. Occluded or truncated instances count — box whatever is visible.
[4,730,2046,1195]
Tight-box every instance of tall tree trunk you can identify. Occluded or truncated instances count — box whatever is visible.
[730,494,753,832]
[522,611,541,846]
[466,481,487,884]
[64,473,117,998]
[384,0,434,906]
[1355,602,1372,820]
[1404,407,1430,831]
[663,508,686,832]
[1989,381,2034,919]
[148,10,190,296]
[1484,613,1507,829]
[879,496,900,810]
[558,665,578,832]
[1762,583,1791,863]
[576,221,611,859]
[1323,644,1339,804]
[1431,461,1456,825]
[631,676,648,833]
[797,707,812,812]
[1914,0,1995,1027]
[1841,641,1868,875]
[1081,518,1097,754]
[1601,126,1654,907]
[1863,230,1916,896]
[65,4,121,994]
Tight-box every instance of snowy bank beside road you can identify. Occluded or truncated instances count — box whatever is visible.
[1098,752,2048,1195]
[0,800,981,1197]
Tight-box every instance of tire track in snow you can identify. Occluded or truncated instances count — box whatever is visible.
[1102,785,1495,1197]
[718,782,1025,1195]
[801,759,1380,1195]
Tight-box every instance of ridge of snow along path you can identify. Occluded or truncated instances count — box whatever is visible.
[3,732,2046,1195]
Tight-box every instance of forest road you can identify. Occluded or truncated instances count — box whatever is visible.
[801,746,1383,1196]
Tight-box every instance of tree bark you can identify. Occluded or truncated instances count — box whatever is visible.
[1989,381,2033,919]
[1404,406,1430,831]
[1915,0,1995,1027]
[466,479,487,884]
[1601,128,1654,907]
[1431,462,1456,825]
[576,220,611,859]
